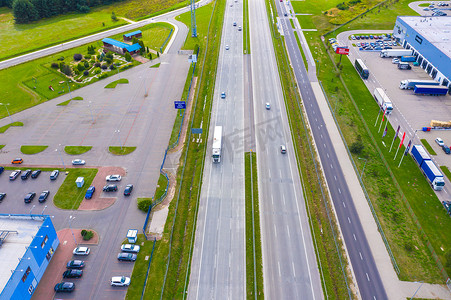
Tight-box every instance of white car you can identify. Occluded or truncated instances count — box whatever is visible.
[225,45,230,50]
[121,244,140,253]
[106,175,122,182]
[72,159,86,165]
[111,276,130,287]
[265,103,271,110]
[73,247,90,256]
[435,137,445,147]
[392,58,399,64]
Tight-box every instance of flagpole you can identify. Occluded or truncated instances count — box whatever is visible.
[390,125,400,152]
[374,108,381,126]
[394,132,406,160]
[398,151,406,167]
[394,145,400,160]
[378,109,386,133]
[399,139,412,167]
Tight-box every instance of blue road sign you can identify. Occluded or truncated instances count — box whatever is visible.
[192,128,203,134]
[174,101,186,109]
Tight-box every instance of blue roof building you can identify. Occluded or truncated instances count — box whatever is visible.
[123,30,142,41]
[102,38,142,55]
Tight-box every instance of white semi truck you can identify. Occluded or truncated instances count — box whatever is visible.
[212,126,223,163]
[399,79,440,90]
[373,88,393,114]
[380,49,412,58]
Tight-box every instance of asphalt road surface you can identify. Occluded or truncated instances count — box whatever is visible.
[248,0,323,299]
[276,2,387,299]
[187,0,246,299]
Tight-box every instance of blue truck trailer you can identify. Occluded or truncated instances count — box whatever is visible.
[413,85,448,95]
[400,55,416,62]
[411,145,445,191]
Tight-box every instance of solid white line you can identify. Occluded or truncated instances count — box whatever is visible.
[274,224,277,236]
[292,262,296,278]
[366,273,370,281]
[348,217,351,223]
[287,225,290,238]
[359,252,363,260]
[338,188,341,194]
[278,261,281,277]
[343,202,346,208]
[353,234,357,241]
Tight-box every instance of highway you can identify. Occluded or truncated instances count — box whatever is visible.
[187,0,246,298]
[276,2,387,299]
[248,0,323,299]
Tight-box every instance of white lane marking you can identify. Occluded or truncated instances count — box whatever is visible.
[323,143,326,148]
[338,188,341,194]
[359,252,363,260]
[292,262,296,278]
[283,193,286,206]
[278,261,281,277]
[327,153,330,158]
[268,168,271,178]
[334,175,336,181]
[366,273,370,281]
[343,202,346,208]
[353,234,357,241]
[287,225,290,238]
[271,194,274,205]
[274,224,277,236]
[348,217,351,223]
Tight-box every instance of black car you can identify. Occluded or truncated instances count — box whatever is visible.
[54,282,75,292]
[38,191,50,203]
[63,269,83,278]
[0,193,6,202]
[103,184,117,192]
[24,192,36,203]
[21,169,32,180]
[66,260,85,269]
[117,253,137,262]
[124,184,133,196]
[31,170,41,178]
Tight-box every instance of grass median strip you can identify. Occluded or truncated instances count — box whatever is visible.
[105,78,129,88]
[57,96,83,106]
[0,122,24,134]
[421,138,437,155]
[109,146,136,155]
[64,146,93,155]
[243,0,251,54]
[245,152,263,299]
[20,145,48,154]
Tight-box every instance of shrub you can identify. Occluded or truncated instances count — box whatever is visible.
[81,230,94,240]
[149,53,152,60]
[51,62,59,69]
[101,64,108,70]
[57,56,64,61]
[94,67,101,74]
[84,55,91,60]
[137,198,152,212]
[336,2,348,10]
[111,11,117,21]
[98,73,108,79]
[77,63,85,71]
[83,70,89,76]
[109,64,116,70]
[105,52,113,59]
[350,140,364,154]
[77,5,89,13]
[73,53,83,61]
[61,64,72,76]
[84,61,90,68]
[81,229,87,236]
[124,52,132,62]
[95,62,101,68]
[105,57,113,64]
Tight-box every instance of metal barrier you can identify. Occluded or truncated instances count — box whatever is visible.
[160,28,174,53]
[142,204,153,240]
[140,237,157,300]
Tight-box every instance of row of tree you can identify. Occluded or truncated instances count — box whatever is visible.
[4,0,125,23]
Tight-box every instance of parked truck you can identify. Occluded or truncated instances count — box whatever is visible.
[380,49,412,58]
[399,79,439,90]
[212,126,223,163]
[397,62,411,70]
[414,85,448,95]
[373,88,393,114]
[411,145,445,191]
[400,55,416,62]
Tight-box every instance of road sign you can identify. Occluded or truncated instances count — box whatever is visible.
[335,47,350,55]
[174,101,186,109]
[192,128,203,134]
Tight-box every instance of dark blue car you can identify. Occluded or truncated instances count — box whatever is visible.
[85,186,95,199]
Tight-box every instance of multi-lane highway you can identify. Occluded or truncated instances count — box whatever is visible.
[187,0,246,298]
[276,2,387,299]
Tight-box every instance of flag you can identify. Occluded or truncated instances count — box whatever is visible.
[399,132,406,148]
[381,107,387,122]
[393,125,400,141]
[382,125,388,138]
[404,140,412,156]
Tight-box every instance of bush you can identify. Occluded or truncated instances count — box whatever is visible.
[94,67,101,74]
[350,140,364,155]
[57,56,64,61]
[125,52,132,62]
[51,62,59,69]
[83,70,89,76]
[81,229,87,236]
[61,64,72,76]
[77,5,89,13]
[94,62,101,68]
[137,198,152,212]
[105,52,113,59]
[73,53,83,61]
[84,55,91,60]
[109,64,116,70]
[81,229,94,241]
[84,61,90,69]
[105,57,113,64]
[77,63,85,71]
[336,2,348,10]
[98,73,108,79]
[101,64,108,70]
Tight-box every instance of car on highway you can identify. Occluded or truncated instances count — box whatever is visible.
[280,145,287,154]
[435,137,445,147]
[225,45,229,50]
[11,158,23,164]
[9,170,21,180]
[111,276,130,287]
[24,192,36,203]
[54,282,75,293]
[72,159,86,165]
[38,191,50,203]
[21,169,32,180]
[73,247,90,256]
[443,145,450,154]
[50,170,59,180]
[265,103,271,110]
[63,270,83,278]
[233,22,237,26]
[106,174,122,182]
[85,186,95,199]
[238,26,242,31]
[66,260,85,269]
[117,253,137,262]
[221,92,226,99]
[123,184,133,196]
[121,244,140,253]
[31,170,41,178]
[0,193,6,202]
[103,184,117,192]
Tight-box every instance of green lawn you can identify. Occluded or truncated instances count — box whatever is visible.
[53,168,98,209]
[0,145,5,150]
[153,173,168,202]
[176,3,214,50]
[441,166,451,182]
[57,96,84,106]
[105,78,129,88]
[64,146,92,155]
[150,63,160,68]
[421,139,437,155]
[109,146,136,155]
[20,145,48,154]
[0,122,23,133]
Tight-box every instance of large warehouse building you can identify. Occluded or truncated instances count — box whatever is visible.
[0,214,59,299]
[393,16,451,88]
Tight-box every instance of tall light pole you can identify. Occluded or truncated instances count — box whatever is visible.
[0,103,13,124]
[69,216,78,246]
[66,81,73,100]
[358,157,367,179]
[115,130,123,150]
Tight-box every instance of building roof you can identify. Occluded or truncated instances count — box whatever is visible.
[399,16,451,57]
[125,44,141,52]
[124,30,142,38]
[102,38,142,52]
[0,215,44,292]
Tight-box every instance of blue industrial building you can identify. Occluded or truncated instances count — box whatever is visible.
[0,214,59,300]
[393,16,451,88]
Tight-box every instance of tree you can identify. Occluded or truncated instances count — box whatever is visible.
[13,0,39,23]
[111,11,117,21]
[61,64,72,76]
[83,70,89,76]
[73,53,82,61]
[149,53,152,60]
[157,51,159,58]
[84,61,89,68]
[77,63,85,72]
[124,52,132,62]
[51,62,59,69]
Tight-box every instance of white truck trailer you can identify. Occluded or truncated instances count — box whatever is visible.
[212,126,223,163]
[380,49,412,58]
[373,88,393,114]
[399,79,440,90]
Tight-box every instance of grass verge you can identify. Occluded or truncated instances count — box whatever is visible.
[0,122,24,133]
[109,146,136,155]
[154,173,169,201]
[421,138,437,155]
[243,0,251,54]
[20,145,48,154]
[0,145,4,150]
[440,166,451,182]
[57,96,83,106]
[105,78,129,88]
[245,152,263,299]
[53,168,98,210]
[150,63,161,68]
[64,146,93,155]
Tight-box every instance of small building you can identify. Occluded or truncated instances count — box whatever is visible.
[123,30,142,42]
[0,214,59,300]
[102,38,142,55]
[75,177,84,188]
[126,229,138,243]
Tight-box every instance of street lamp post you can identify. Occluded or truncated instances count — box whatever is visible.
[358,157,367,179]
[29,205,36,215]
[66,81,73,100]
[0,103,13,124]
[69,216,78,246]
[115,130,123,150]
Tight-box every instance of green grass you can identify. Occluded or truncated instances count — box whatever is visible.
[64,146,93,155]
[440,166,451,182]
[243,0,251,54]
[421,139,437,155]
[105,78,129,88]
[294,31,308,71]
[0,122,24,133]
[176,2,214,50]
[57,96,84,106]
[245,152,263,299]
[150,63,161,68]
[20,145,48,154]
[153,174,168,202]
[297,14,316,29]
[108,146,136,155]
[0,145,4,150]
[290,18,295,28]
[53,168,98,209]
[97,0,188,20]
[419,3,431,7]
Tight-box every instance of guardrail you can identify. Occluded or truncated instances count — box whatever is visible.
[160,28,174,53]
[140,237,157,300]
